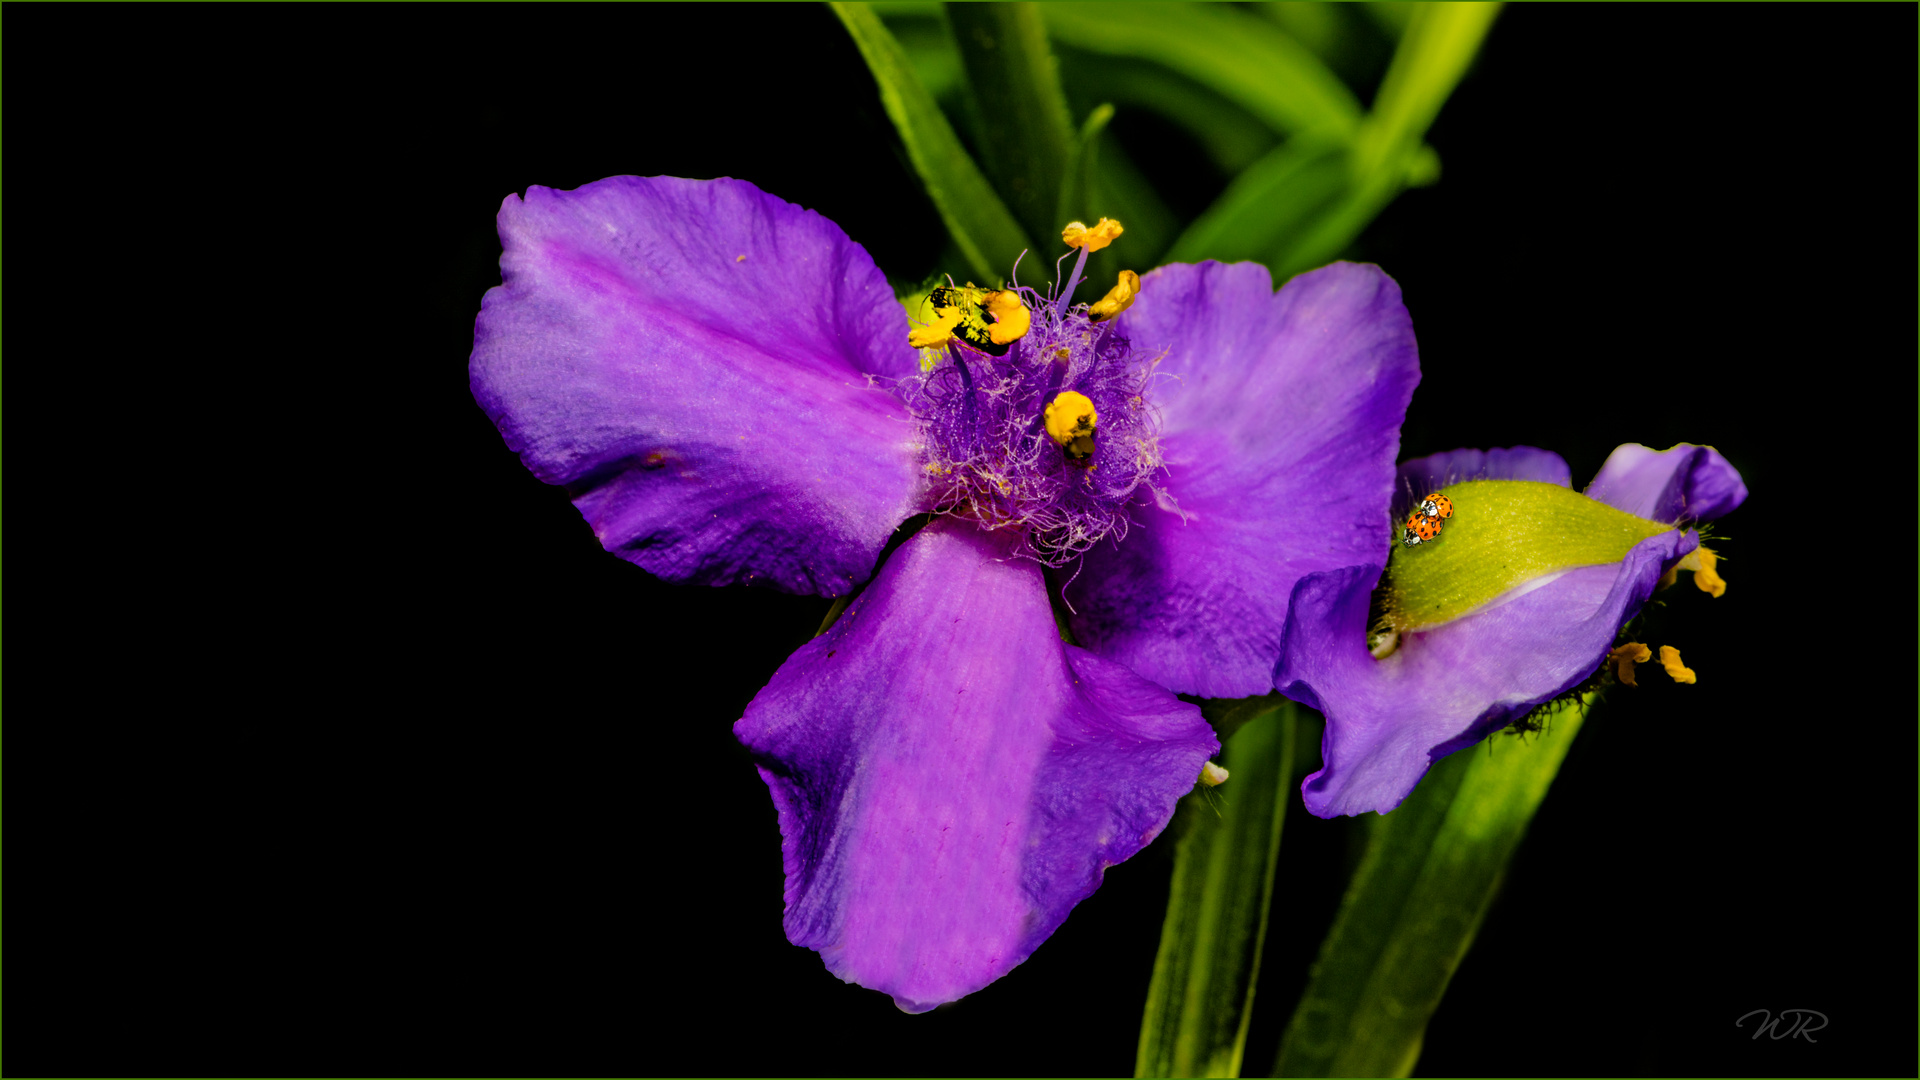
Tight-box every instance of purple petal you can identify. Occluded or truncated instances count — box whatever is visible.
[1394,446,1571,515]
[1583,443,1748,524]
[1066,262,1421,698]
[470,176,925,596]
[736,518,1217,1012]
[1277,529,1697,818]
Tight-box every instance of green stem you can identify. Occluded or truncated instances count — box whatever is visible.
[1272,695,1590,1078]
[1137,697,1296,1079]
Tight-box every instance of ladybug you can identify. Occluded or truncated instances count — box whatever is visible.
[1402,511,1442,546]
[1416,493,1454,520]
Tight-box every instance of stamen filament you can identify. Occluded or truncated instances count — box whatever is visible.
[1055,244,1090,318]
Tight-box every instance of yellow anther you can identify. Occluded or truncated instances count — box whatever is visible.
[984,290,1030,345]
[1062,217,1124,252]
[1609,642,1652,687]
[1677,545,1726,597]
[908,306,963,349]
[1043,390,1098,459]
[1199,761,1229,788]
[1658,645,1696,685]
[1089,269,1141,321]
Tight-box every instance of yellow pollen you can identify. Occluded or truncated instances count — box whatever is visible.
[1089,269,1141,321]
[1658,645,1696,685]
[1062,217,1124,252]
[1609,641,1651,687]
[1199,761,1229,788]
[1044,391,1098,459]
[984,290,1030,345]
[1677,545,1726,597]
[908,305,963,349]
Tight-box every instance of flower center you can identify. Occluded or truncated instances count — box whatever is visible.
[901,221,1162,566]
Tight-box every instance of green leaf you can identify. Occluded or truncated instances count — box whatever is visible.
[1271,694,1589,1079]
[1359,2,1418,40]
[880,7,967,105]
[1137,697,1296,1079]
[1353,1,1502,180]
[1164,134,1349,266]
[1039,3,1360,139]
[945,3,1077,247]
[1055,102,1113,237]
[866,0,940,16]
[1054,49,1277,175]
[832,2,1037,282]
[1074,130,1178,292]
[1269,1,1501,276]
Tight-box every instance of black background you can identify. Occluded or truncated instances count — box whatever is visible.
[16,4,1912,1077]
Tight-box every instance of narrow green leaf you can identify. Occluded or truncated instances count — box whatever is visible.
[1269,1,1501,277]
[1164,134,1349,267]
[832,2,1037,282]
[1039,3,1360,139]
[1054,102,1113,237]
[1137,697,1296,1079]
[879,7,967,104]
[945,3,1076,246]
[1271,694,1589,1079]
[1078,132,1178,291]
[1054,49,1277,175]
[1353,2,1502,180]
[1359,2,1418,40]
[866,0,940,16]
[1252,3,1353,62]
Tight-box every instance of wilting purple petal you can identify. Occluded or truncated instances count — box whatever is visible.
[470,176,925,595]
[1583,443,1748,525]
[736,518,1217,1011]
[1067,261,1420,698]
[1277,529,1697,817]
[1394,445,1571,514]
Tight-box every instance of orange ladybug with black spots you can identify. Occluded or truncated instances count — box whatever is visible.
[1402,512,1442,546]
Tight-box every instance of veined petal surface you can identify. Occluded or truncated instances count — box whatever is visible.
[1068,261,1420,698]
[1277,529,1696,817]
[736,518,1217,1011]
[1583,442,1748,525]
[471,175,925,596]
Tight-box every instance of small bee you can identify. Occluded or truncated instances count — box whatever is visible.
[927,284,1028,353]
[928,284,1001,352]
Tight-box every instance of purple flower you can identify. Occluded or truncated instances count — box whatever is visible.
[469,176,1419,1010]
[1275,443,1748,818]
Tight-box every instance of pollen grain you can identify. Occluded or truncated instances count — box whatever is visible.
[1678,545,1726,597]
[1044,391,1098,459]
[1658,645,1696,684]
[1609,641,1651,687]
[985,290,1031,345]
[1062,217,1124,252]
[1090,270,1141,321]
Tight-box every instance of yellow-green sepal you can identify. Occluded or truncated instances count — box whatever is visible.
[1385,480,1672,632]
